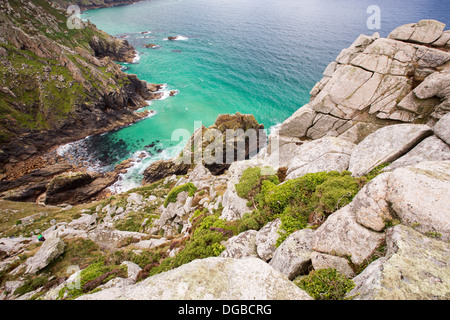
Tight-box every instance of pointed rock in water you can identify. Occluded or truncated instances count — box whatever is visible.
[77,257,312,300]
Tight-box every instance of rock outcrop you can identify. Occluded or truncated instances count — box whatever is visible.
[270,19,450,153]
[0,0,163,189]
[24,237,65,274]
[348,225,450,299]
[77,257,313,300]
[1,19,449,302]
[142,112,266,184]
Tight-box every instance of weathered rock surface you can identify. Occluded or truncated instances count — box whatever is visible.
[142,113,266,184]
[77,257,312,300]
[285,137,355,180]
[255,219,282,261]
[433,112,450,145]
[24,237,65,274]
[269,229,314,280]
[388,19,446,44]
[348,225,450,300]
[311,252,356,278]
[270,20,450,151]
[352,173,393,232]
[384,135,450,171]
[386,161,450,241]
[219,230,258,259]
[348,124,432,176]
[311,205,385,266]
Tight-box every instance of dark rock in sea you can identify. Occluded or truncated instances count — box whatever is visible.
[142,159,190,184]
[144,44,160,49]
[167,36,178,41]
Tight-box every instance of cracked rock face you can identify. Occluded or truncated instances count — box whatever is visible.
[348,225,450,300]
[271,20,450,151]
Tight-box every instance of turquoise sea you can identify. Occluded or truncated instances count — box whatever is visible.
[64,0,450,192]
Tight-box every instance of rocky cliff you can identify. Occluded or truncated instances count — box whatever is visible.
[50,0,144,11]
[0,20,449,301]
[0,0,164,200]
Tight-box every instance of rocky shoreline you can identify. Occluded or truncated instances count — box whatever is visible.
[0,0,171,203]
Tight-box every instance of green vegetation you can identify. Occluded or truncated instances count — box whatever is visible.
[59,260,127,300]
[164,183,197,207]
[364,162,391,181]
[235,166,279,201]
[233,169,363,246]
[295,268,355,300]
[14,276,48,296]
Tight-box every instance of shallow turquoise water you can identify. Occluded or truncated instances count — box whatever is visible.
[69,0,449,191]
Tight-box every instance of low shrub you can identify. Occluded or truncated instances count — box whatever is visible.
[295,268,355,300]
[164,183,197,208]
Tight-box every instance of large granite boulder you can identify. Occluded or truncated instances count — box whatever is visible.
[77,257,312,300]
[285,137,355,180]
[219,230,258,259]
[348,225,450,299]
[384,135,450,171]
[348,124,432,176]
[311,205,385,266]
[433,112,450,145]
[255,218,282,261]
[388,19,446,44]
[269,229,314,280]
[386,160,450,241]
[24,237,65,274]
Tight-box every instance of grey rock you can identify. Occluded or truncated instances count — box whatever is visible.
[311,252,356,278]
[352,173,393,232]
[256,219,282,261]
[127,192,143,205]
[285,137,355,180]
[348,225,450,300]
[386,161,450,241]
[278,104,315,138]
[388,20,445,44]
[220,230,258,259]
[269,229,314,280]
[133,238,168,250]
[433,112,450,145]
[348,124,432,176]
[77,257,313,300]
[67,213,97,230]
[384,136,450,171]
[311,205,385,266]
[24,237,65,274]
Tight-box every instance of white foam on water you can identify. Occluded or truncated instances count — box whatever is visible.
[164,35,188,41]
[108,139,187,194]
[132,52,141,63]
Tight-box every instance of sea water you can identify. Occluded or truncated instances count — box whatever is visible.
[62,0,449,192]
